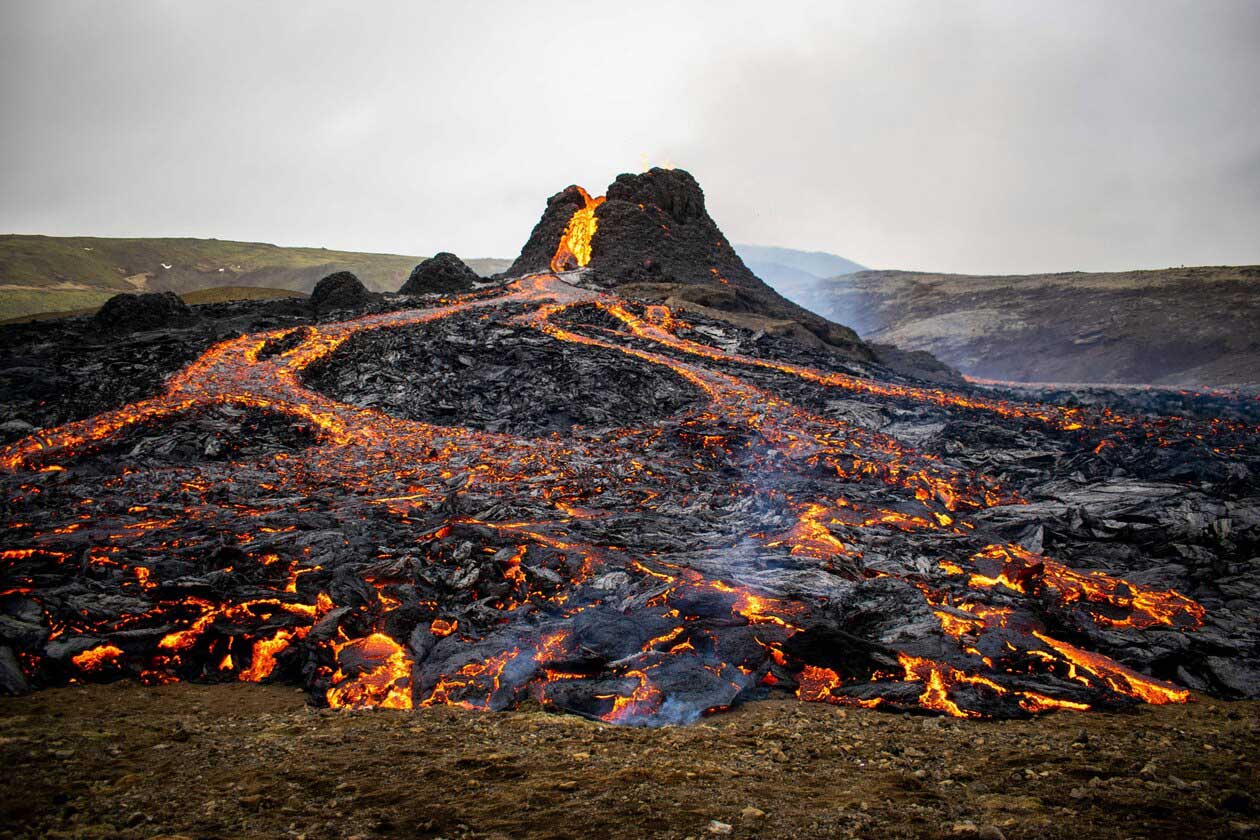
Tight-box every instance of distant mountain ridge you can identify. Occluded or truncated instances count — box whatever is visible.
[734,244,866,278]
[733,243,866,317]
[0,234,510,321]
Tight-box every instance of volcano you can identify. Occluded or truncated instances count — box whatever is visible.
[1,169,1258,725]
[507,169,885,362]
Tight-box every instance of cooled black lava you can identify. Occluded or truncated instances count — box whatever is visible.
[304,307,705,437]
[1,272,1256,724]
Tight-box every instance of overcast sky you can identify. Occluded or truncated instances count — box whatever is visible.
[2,1,1258,274]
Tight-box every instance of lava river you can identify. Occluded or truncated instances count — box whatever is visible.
[0,268,1238,724]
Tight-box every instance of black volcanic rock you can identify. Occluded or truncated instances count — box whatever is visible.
[508,169,754,290]
[305,305,704,437]
[310,271,372,313]
[400,252,480,295]
[93,291,196,333]
[593,168,747,289]
[0,297,323,438]
[606,167,705,222]
[3,261,1260,724]
[869,343,961,385]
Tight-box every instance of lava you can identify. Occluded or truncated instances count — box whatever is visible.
[0,251,1237,723]
[966,543,1205,630]
[551,187,605,272]
[70,644,123,672]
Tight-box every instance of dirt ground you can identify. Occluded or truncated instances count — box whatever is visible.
[0,684,1257,840]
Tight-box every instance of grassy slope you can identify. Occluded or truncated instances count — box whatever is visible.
[0,234,511,320]
[180,285,307,304]
[0,289,118,323]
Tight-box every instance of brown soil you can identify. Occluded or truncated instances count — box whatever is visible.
[1,684,1257,839]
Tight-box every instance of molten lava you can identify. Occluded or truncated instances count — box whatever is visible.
[0,215,1239,723]
[550,187,605,272]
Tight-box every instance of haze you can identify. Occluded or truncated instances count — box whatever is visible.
[2,0,1258,275]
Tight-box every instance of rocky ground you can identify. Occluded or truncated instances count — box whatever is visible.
[1,683,1257,840]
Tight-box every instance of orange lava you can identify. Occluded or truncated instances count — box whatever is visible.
[71,644,124,672]
[0,256,1220,721]
[551,187,605,272]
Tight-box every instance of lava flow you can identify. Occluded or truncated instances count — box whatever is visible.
[0,201,1253,724]
[550,187,605,272]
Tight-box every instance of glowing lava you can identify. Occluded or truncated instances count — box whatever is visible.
[550,187,605,272]
[0,251,1231,723]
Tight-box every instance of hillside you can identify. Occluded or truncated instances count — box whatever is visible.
[805,265,1260,386]
[0,235,510,320]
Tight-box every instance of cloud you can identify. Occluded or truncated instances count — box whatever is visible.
[2,0,1257,272]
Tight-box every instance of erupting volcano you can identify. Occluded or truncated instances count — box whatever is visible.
[2,169,1257,726]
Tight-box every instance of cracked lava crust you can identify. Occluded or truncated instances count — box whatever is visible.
[3,185,1259,726]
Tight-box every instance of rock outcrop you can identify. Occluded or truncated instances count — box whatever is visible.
[93,292,196,333]
[399,252,479,296]
[310,271,373,313]
[593,168,755,291]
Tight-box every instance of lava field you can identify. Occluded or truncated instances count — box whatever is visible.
[2,173,1259,726]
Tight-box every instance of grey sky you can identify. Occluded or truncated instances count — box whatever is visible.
[2,0,1258,274]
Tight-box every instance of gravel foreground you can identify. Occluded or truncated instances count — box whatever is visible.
[1,684,1257,839]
